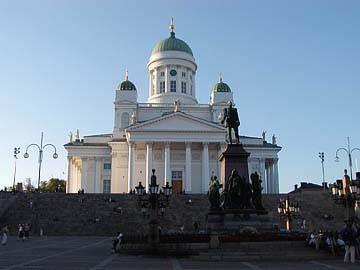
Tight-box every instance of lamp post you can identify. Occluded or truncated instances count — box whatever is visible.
[23,132,58,191]
[135,169,172,249]
[277,194,300,231]
[13,147,20,191]
[335,137,360,180]
[319,152,325,192]
[330,169,360,221]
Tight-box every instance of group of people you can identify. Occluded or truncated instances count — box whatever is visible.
[0,223,31,246]
[17,223,31,241]
[306,221,360,263]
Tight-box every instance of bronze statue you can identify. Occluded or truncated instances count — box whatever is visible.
[208,175,222,209]
[221,102,240,144]
[251,171,264,210]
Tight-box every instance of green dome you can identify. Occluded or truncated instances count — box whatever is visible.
[117,78,136,91]
[212,80,231,93]
[151,32,193,56]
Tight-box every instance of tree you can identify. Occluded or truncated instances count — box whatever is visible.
[24,178,35,192]
[39,178,66,192]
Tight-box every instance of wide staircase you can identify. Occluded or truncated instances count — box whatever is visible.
[193,241,335,261]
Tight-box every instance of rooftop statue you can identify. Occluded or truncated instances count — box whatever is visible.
[221,102,240,144]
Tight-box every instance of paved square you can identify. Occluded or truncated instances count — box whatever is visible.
[0,236,358,270]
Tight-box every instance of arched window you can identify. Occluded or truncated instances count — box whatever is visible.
[121,112,129,128]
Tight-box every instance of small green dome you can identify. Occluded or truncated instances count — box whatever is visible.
[151,32,193,56]
[212,78,231,93]
[117,80,136,91]
[117,71,136,91]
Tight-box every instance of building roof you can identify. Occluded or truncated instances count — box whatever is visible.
[212,75,231,93]
[151,31,193,56]
[117,70,136,91]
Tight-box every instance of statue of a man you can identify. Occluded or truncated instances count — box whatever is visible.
[251,171,264,210]
[262,131,266,142]
[69,131,73,143]
[130,111,137,125]
[221,102,240,144]
[76,129,80,141]
[174,98,181,112]
[208,175,222,209]
[272,134,277,145]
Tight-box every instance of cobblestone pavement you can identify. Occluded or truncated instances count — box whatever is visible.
[0,236,358,270]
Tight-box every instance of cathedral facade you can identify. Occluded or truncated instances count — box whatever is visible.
[64,22,281,194]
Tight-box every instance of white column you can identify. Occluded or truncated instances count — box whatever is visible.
[155,68,159,94]
[269,163,274,194]
[95,158,102,193]
[128,142,134,193]
[165,65,169,92]
[273,158,279,193]
[146,142,153,192]
[149,72,152,97]
[164,142,171,185]
[185,142,192,193]
[259,158,266,193]
[67,157,72,193]
[202,142,209,193]
[81,158,88,192]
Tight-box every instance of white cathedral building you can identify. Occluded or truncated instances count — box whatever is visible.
[65,21,281,194]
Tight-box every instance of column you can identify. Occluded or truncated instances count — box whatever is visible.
[164,142,171,185]
[155,68,159,94]
[185,142,192,192]
[81,158,88,192]
[165,65,169,92]
[128,142,134,193]
[95,158,102,193]
[67,157,72,193]
[269,163,274,194]
[146,142,153,191]
[149,72,152,97]
[259,158,266,193]
[273,158,279,194]
[202,142,209,193]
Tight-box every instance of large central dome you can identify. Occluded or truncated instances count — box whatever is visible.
[151,31,193,56]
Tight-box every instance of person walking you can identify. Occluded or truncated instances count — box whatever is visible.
[18,224,24,242]
[341,220,357,263]
[1,225,8,245]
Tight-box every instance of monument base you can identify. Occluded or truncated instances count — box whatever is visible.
[207,209,278,233]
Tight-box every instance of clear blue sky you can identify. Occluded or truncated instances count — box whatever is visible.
[0,0,359,193]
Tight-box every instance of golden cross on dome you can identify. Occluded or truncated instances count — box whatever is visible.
[125,68,129,81]
[169,17,174,33]
[219,72,223,83]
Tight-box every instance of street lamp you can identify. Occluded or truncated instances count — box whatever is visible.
[13,147,20,191]
[135,169,172,248]
[330,169,360,221]
[318,152,325,192]
[23,132,58,191]
[335,137,360,180]
[277,194,300,231]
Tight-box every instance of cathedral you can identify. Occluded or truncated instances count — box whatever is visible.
[64,20,281,194]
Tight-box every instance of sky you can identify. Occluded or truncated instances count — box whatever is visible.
[0,0,359,193]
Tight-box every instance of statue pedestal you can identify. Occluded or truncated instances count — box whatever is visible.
[207,209,278,233]
[218,144,250,188]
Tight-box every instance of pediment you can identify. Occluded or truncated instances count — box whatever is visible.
[126,112,225,133]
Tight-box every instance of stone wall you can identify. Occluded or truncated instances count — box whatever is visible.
[0,190,347,236]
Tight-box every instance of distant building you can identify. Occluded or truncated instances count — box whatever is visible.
[64,21,281,194]
[291,182,328,193]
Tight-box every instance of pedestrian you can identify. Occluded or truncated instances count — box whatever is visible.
[112,232,123,252]
[24,224,30,239]
[18,224,24,242]
[341,220,357,263]
[1,225,8,245]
